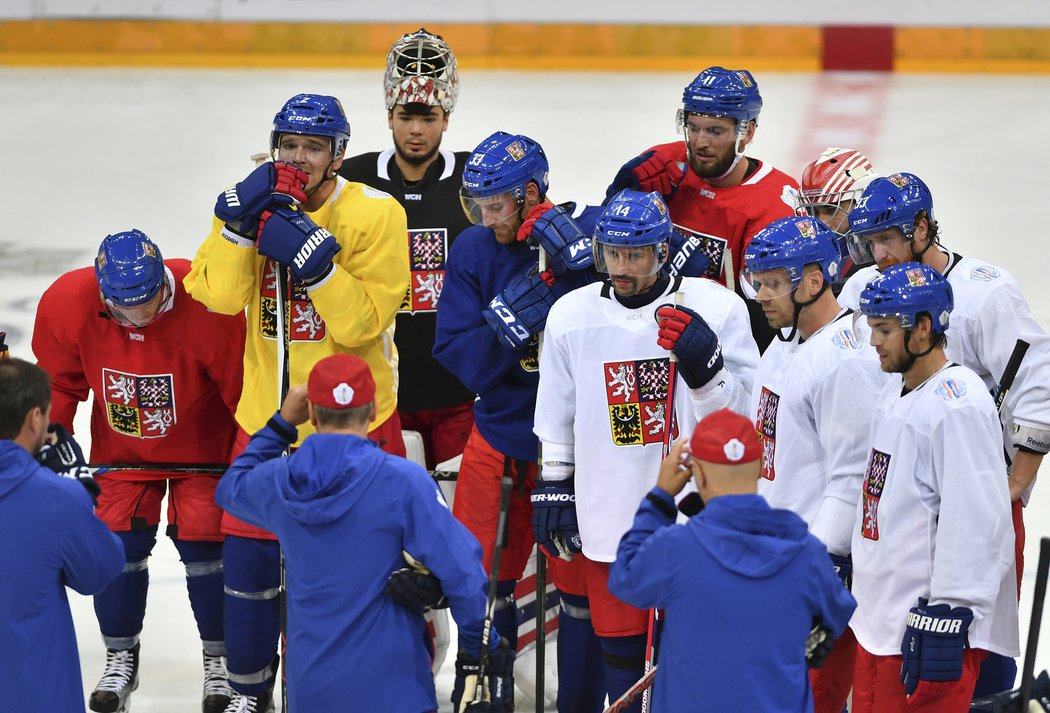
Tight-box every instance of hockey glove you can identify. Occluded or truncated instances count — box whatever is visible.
[386,550,449,610]
[829,553,853,590]
[531,477,582,561]
[606,146,687,201]
[899,597,974,695]
[667,229,714,279]
[257,206,341,284]
[451,636,515,713]
[517,202,594,275]
[214,161,308,238]
[37,424,101,505]
[482,268,557,350]
[806,619,835,670]
[655,304,724,389]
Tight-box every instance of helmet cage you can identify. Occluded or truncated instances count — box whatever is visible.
[384,28,459,112]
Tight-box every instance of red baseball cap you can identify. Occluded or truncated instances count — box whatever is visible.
[688,408,761,465]
[307,354,375,409]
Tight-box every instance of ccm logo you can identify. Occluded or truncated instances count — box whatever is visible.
[490,297,529,342]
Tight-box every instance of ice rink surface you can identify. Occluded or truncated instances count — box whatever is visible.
[2,66,1050,711]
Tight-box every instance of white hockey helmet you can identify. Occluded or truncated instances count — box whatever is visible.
[383,28,460,113]
[796,148,878,223]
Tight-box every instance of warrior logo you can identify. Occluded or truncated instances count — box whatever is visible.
[102,368,176,439]
[260,259,327,342]
[400,228,448,314]
[756,386,780,481]
[604,358,678,446]
[862,449,891,541]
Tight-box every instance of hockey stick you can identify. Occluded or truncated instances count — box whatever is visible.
[276,262,292,712]
[472,475,515,708]
[603,665,659,713]
[640,290,684,713]
[535,245,549,713]
[89,462,227,475]
[994,339,1030,414]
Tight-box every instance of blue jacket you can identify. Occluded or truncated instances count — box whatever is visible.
[0,440,124,712]
[433,214,598,460]
[215,416,492,712]
[610,491,856,713]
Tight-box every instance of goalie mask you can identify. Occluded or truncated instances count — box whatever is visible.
[384,28,460,113]
[95,230,170,328]
[593,189,671,278]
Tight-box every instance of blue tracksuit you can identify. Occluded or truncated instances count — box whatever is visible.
[433,212,599,461]
[215,416,492,712]
[0,440,124,712]
[610,490,857,713]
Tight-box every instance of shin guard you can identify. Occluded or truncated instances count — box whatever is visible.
[557,593,606,713]
[223,536,281,696]
[602,633,647,713]
[94,527,157,648]
[173,538,224,647]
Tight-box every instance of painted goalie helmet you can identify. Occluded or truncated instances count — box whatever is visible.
[796,147,878,235]
[384,28,460,112]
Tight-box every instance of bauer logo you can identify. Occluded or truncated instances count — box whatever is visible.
[604,358,678,446]
[862,449,891,541]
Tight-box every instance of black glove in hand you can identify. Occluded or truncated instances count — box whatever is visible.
[37,424,101,505]
[451,636,515,713]
[386,567,448,610]
[806,619,834,669]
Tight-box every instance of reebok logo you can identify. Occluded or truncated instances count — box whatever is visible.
[906,612,963,634]
[294,228,333,269]
[224,188,241,207]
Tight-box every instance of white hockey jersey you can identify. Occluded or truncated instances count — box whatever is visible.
[534,276,760,562]
[841,254,1050,503]
[751,310,889,556]
[850,363,1018,657]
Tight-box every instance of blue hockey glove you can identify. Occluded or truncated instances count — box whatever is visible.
[386,551,448,610]
[531,477,582,561]
[37,424,100,505]
[830,553,853,590]
[257,206,341,284]
[667,229,714,278]
[806,619,835,670]
[655,304,724,389]
[900,597,974,695]
[214,161,307,238]
[517,202,593,275]
[605,146,687,201]
[482,268,557,350]
[451,636,515,713]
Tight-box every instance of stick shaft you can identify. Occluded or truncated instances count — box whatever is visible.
[604,665,658,713]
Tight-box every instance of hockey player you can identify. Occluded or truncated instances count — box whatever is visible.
[1,358,125,712]
[214,353,512,711]
[434,130,603,711]
[185,93,408,712]
[32,230,245,713]
[339,29,475,469]
[742,215,889,713]
[609,408,856,713]
[838,173,1050,694]
[851,262,1018,712]
[606,66,799,349]
[794,147,879,286]
[532,189,760,710]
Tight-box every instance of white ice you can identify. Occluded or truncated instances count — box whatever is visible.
[1,66,1048,711]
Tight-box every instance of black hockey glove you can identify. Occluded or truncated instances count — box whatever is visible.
[451,636,515,713]
[806,619,835,670]
[386,551,448,610]
[37,424,100,505]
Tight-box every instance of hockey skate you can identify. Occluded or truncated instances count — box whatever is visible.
[89,643,140,713]
[221,688,275,713]
[202,650,234,713]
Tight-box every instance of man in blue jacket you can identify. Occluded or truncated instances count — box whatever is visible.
[610,408,856,713]
[0,357,125,712]
[215,352,511,712]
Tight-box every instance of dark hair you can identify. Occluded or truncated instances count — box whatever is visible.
[0,358,51,439]
[313,402,373,431]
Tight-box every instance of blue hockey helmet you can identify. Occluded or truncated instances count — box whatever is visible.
[593,189,671,276]
[679,66,763,128]
[460,131,549,226]
[270,93,351,157]
[859,261,953,334]
[845,172,936,265]
[743,216,842,297]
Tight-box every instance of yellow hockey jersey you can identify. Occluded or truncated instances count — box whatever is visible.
[185,177,409,444]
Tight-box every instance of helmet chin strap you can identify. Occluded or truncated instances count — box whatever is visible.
[901,326,937,371]
[714,126,748,181]
[777,282,828,343]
